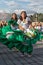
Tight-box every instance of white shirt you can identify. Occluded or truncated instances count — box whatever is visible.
[17,17,31,29]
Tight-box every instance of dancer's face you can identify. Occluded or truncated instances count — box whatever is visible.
[21,12,26,19]
[12,14,16,20]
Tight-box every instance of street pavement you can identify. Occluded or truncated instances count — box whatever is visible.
[0,41,43,65]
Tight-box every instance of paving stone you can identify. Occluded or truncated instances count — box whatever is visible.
[0,41,43,65]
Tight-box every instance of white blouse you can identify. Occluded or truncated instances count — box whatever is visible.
[17,17,31,29]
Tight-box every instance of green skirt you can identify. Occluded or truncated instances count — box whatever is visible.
[0,30,33,54]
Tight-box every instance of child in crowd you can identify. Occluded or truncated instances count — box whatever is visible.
[35,22,41,31]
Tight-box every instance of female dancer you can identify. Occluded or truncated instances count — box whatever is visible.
[17,11,33,56]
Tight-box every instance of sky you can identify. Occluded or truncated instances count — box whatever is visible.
[0,0,43,14]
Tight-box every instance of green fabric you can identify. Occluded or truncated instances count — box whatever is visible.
[2,25,13,35]
[8,19,18,26]
[0,20,39,53]
[0,19,39,54]
[0,25,33,53]
[1,25,24,42]
[0,23,41,53]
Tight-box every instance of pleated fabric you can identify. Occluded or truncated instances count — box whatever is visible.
[0,25,42,54]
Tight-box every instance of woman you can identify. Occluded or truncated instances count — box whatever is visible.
[17,11,33,56]
[8,13,18,30]
[17,11,31,31]
[0,13,25,55]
